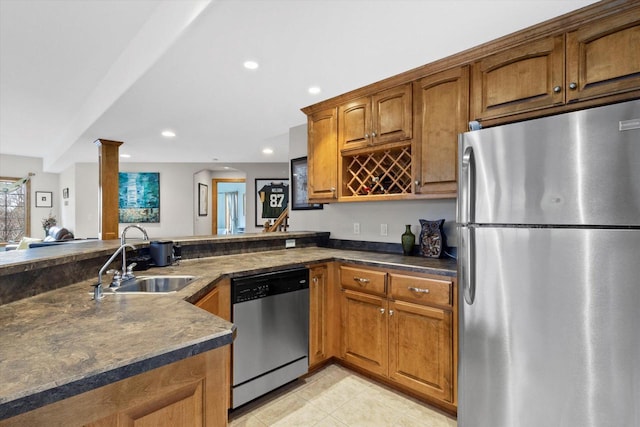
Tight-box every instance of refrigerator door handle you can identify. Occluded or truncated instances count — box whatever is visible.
[460,225,476,305]
[459,144,475,224]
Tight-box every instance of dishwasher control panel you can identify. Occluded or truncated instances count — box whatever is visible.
[231,268,309,304]
[235,284,270,302]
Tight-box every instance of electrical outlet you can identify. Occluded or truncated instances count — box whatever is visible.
[380,223,388,236]
[353,222,360,235]
[285,239,296,248]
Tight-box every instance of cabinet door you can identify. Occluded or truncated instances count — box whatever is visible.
[12,348,230,427]
[341,289,388,376]
[566,8,640,102]
[195,279,231,321]
[471,35,564,121]
[371,83,412,145]
[339,84,412,152]
[413,66,469,196]
[339,97,371,151]
[309,265,329,367]
[388,300,453,403]
[196,286,220,314]
[308,108,338,201]
[106,382,206,427]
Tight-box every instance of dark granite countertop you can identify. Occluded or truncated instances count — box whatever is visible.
[0,231,324,275]
[0,244,456,420]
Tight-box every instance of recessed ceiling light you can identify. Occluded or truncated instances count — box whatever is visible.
[161,130,176,137]
[262,148,274,155]
[308,86,321,95]
[120,154,131,158]
[243,60,259,70]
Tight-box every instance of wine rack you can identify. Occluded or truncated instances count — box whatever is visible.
[342,145,413,197]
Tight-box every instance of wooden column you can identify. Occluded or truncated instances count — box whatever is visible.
[94,139,123,240]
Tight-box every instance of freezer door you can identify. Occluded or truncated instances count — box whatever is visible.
[459,100,640,226]
[459,227,640,427]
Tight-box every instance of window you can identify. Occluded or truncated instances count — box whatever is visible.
[1,176,31,243]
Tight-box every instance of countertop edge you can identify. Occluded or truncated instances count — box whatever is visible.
[0,330,235,419]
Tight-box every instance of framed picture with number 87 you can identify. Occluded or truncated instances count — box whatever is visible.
[255,178,289,227]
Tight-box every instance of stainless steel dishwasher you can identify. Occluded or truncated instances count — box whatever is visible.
[231,267,309,408]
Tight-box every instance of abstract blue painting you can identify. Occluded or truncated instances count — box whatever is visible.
[118,172,160,223]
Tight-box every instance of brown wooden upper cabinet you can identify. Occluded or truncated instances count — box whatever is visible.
[413,66,469,197]
[303,2,639,203]
[471,7,640,122]
[470,35,565,121]
[307,108,338,201]
[338,84,412,152]
[566,9,640,103]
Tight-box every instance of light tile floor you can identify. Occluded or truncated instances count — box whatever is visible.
[229,364,458,427]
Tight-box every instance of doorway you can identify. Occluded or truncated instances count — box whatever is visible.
[212,178,246,235]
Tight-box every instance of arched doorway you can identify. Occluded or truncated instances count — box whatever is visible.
[212,178,246,235]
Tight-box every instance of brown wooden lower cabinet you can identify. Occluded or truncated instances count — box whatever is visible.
[338,264,457,412]
[309,265,329,367]
[308,263,342,372]
[341,289,388,377]
[388,299,453,403]
[1,346,230,427]
[195,278,231,322]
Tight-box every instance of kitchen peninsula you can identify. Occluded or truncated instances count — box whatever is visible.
[0,232,457,425]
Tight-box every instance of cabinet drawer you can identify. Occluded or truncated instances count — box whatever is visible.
[389,273,452,307]
[340,265,387,295]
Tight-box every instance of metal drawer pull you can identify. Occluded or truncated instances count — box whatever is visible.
[389,310,394,316]
[408,286,430,294]
[354,277,370,285]
[379,308,385,314]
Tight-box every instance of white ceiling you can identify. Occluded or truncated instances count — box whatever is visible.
[0,0,599,173]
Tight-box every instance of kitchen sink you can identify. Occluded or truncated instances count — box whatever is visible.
[112,275,197,294]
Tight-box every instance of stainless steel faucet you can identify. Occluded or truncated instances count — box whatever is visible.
[92,226,149,301]
[120,225,149,281]
[93,243,136,301]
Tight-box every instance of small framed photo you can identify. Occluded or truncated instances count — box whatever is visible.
[198,183,208,216]
[62,188,69,199]
[291,157,323,210]
[35,191,53,208]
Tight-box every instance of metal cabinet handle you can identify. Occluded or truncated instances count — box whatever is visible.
[371,131,377,137]
[569,82,577,90]
[354,277,370,286]
[389,310,394,316]
[553,86,562,93]
[364,133,369,139]
[313,277,318,284]
[408,286,430,294]
[379,308,385,314]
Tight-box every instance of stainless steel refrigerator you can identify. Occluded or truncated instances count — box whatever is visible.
[457,100,640,427]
